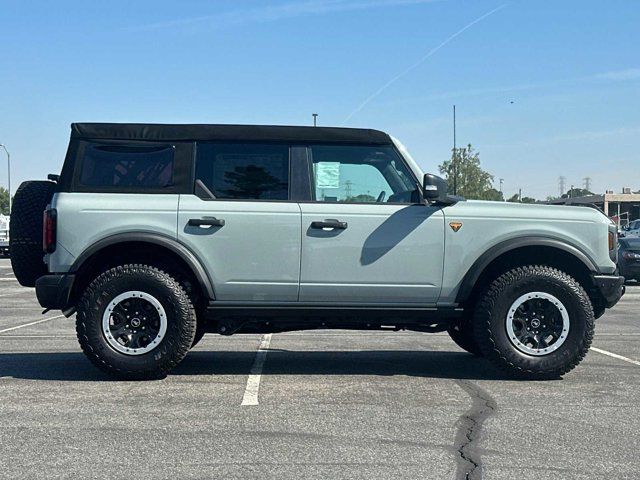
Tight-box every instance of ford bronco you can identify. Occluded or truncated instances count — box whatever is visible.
[10,123,624,379]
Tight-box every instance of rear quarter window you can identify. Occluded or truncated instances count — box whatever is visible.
[79,144,175,188]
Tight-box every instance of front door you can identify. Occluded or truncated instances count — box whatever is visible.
[299,144,445,305]
[178,142,301,302]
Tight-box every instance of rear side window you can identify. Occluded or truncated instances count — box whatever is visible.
[79,144,175,188]
[195,143,289,200]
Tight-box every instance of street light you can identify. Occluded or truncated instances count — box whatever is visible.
[0,144,10,215]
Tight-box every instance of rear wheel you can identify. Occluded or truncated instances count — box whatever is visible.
[76,264,196,380]
[9,181,56,286]
[473,265,594,379]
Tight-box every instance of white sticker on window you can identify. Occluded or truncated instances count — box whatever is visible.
[315,162,340,189]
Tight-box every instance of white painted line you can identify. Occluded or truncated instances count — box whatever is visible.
[591,347,640,366]
[0,314,65,334]
[241,333,272,406]
[0,278,18,281]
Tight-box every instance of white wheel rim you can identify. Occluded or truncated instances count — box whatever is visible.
[101,291,167,356]
[506,291,570,356]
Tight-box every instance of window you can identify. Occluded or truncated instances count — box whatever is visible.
[195,143,289,200]
[79,144,174,188]
[310,145,417,203]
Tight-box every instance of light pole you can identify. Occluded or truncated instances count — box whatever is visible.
[452,105,457,195]
[0,144,10,215]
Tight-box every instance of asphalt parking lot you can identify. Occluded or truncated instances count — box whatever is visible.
[1,258,638,480]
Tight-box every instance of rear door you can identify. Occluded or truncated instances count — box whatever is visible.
[178,143,301,302]
[299,144,444,305]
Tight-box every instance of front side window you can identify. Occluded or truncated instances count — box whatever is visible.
[195,143,289,200]
[79,144,174,188]
[310,145,417,203]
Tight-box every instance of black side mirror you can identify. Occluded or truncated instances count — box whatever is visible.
[422,173,448,202]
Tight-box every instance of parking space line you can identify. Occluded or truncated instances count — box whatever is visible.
[591,347,640,366]
[0,314,65,334]
[241,333,272,406]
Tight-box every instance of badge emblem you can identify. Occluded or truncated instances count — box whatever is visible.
[449,222,463,232]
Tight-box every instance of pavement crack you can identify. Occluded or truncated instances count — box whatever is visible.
[453,380,497,480]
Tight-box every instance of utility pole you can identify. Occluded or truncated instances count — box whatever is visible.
[518,188,522,203]
[0,144,10,215]
[452,105,457,196]
[312,113,318,127]
[583,177,592,192]
[558,176,566,197]
[570,184,574,198]
[499,178,504,197]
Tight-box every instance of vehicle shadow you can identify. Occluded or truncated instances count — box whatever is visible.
[0,349,525,382]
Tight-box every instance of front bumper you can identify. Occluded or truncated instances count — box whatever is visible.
[592,274,625,308]
[35,274,75,310]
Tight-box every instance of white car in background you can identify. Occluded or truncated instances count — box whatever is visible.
[622,220,640,238]
[0,214,9,256]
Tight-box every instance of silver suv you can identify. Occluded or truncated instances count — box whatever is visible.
[10,123,624,380]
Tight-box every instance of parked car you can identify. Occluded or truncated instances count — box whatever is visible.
[0,214,10,256]
[621,220,640,238]
[618,237,640,282]
[9,123,624,380]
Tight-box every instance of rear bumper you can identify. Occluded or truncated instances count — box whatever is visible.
[592,274,625,309]
[35,274,75,310]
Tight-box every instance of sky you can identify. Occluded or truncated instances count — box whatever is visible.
[1,0,639,200]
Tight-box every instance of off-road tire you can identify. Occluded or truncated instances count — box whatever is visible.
[448,316,482,356]
[191,326,206,349]
[473,265,594,379]
[76,264,197,380]
[9,181,56,286]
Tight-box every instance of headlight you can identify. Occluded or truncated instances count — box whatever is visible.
[608,228,618,262]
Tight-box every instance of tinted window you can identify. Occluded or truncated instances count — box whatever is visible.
[310,145,417,203]
[195,143,289,200]
[80,144,174,188]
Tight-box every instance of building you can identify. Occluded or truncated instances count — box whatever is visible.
[548,188,640,226]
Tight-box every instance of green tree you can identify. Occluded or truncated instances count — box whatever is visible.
[561,188,593,199]
[345,194,376,203]
[438,144,502,201]
[0,187,11,215]
[507,193,538,204]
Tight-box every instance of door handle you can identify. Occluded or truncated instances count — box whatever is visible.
[310,219,348,230]
[188,217,225,227]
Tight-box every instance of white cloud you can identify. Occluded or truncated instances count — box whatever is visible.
[595,68,640,81]
[138,0,441,31]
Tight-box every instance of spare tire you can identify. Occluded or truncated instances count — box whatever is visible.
[10,181,56,286]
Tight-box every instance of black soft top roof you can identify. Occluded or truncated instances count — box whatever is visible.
[70,123,392,145]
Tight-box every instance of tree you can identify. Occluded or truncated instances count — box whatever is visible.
[561,188,593,199]
[0,187,10,215]
[438,144,502,201]
[507,193,538,204]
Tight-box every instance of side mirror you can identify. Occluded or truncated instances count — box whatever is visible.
[422,173,448,202]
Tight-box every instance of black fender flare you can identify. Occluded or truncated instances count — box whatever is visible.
[70,232,215,300]
[455,236,598,304]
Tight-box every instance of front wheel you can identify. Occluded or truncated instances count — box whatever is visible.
[473,265,594,379]
[76,265,197,380]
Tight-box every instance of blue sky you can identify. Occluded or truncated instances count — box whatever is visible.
[1,0,639,199]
